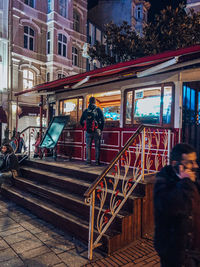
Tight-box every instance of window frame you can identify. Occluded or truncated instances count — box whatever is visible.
[59,96,84,125]
[123,83,175,128]
[47,31,51,54]
[24,26,35,51]
[58,33,67,57]
[24,0,35,8]
[23,69,35,90]
[72,47,78,66]
[59,0,68,18]
[73,10,80,32]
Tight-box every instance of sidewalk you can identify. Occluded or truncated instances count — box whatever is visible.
[0,195,160,267]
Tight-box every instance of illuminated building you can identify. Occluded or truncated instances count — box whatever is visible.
[1,0,87,139]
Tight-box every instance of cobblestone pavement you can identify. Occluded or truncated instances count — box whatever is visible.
[0,196,160,267]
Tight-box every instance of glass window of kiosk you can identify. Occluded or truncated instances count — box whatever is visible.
[87,91,121,126]
[59,97,83,124]
[124,84,174,126]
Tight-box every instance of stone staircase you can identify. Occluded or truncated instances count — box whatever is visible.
[1,159,155,254]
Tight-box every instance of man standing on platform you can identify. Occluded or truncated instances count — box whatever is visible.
[154,143,200,267]
[80,96,104,165]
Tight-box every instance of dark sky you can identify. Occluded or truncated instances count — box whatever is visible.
[148,0,186,21]
[88,0,187,22]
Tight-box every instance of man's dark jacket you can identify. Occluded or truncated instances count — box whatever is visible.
[80,103,104,131]
[154,165,200,265]
[0,152,19,173]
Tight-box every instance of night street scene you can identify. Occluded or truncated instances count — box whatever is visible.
[0,0,200,266]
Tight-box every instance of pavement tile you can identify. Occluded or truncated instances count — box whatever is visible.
[0,216,16,225]
[58,249,89,267]
[0,257,24,267]
[0,247,18,262]
[3,230,37,245]
[10,236,43,254]
[19,245,52,260]
[0,239,9,250]
[0,226,25,238]
[0,222,21,232]
[24,252,62,267]
[53,263,68,267]
[7,212,36,222]
[44,238,75,254]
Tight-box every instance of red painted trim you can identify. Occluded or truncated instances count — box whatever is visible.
[15,45,200,96]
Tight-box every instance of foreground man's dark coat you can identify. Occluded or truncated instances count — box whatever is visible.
[154,165,200,266]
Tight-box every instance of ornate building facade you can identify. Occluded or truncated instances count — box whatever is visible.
[0,0,87,137]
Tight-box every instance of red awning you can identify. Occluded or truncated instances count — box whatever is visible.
[15,45,200,97]
[0,107,7,123]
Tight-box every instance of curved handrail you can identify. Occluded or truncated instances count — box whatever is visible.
[84,123,169,199]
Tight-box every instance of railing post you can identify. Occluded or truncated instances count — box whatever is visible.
[167,129,171,165]
[28,128,31,157]
[88,190,95,260]
[141,127,146,181]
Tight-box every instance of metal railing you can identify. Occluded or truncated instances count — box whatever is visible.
[84,124,171,260]
[17,126,46,157]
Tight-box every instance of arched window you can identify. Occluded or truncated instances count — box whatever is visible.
[72,47,78,66]
[58,33,67,57]
[24,0,35,8]
[23,69,34,89]
[59,0,68,18]
[24,26,34,51]
[73,10,80,32]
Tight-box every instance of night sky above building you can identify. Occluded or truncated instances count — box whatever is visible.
[148,0,186,21]
[88,0,187,22]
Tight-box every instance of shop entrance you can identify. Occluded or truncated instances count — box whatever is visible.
[182,82,200,161]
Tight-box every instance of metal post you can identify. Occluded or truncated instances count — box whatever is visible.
[88,191,95,260]
[141,127,145,181]
[28,128,31,157]
[39,95,43,141]
[167,129,171,165]
[16,97,18,132]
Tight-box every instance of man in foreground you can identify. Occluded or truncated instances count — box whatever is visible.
[154,143,200,267]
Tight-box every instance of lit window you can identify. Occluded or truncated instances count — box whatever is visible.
[47,31,50,54]
[134,87,161,124]
[163,87,172,124]
[23,69,34,90]
[24,26,34,51]
[24,0,34,8]
[125,85,173,126]
[87,91,121,122]
[59,97,83,124]
[73,10,80,32]
[59,0,68,18]
[58,33,67,57]
[72,47,78,66]
[126,91,133,124]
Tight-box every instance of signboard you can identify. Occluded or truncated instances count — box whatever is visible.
[40,116,69,149]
